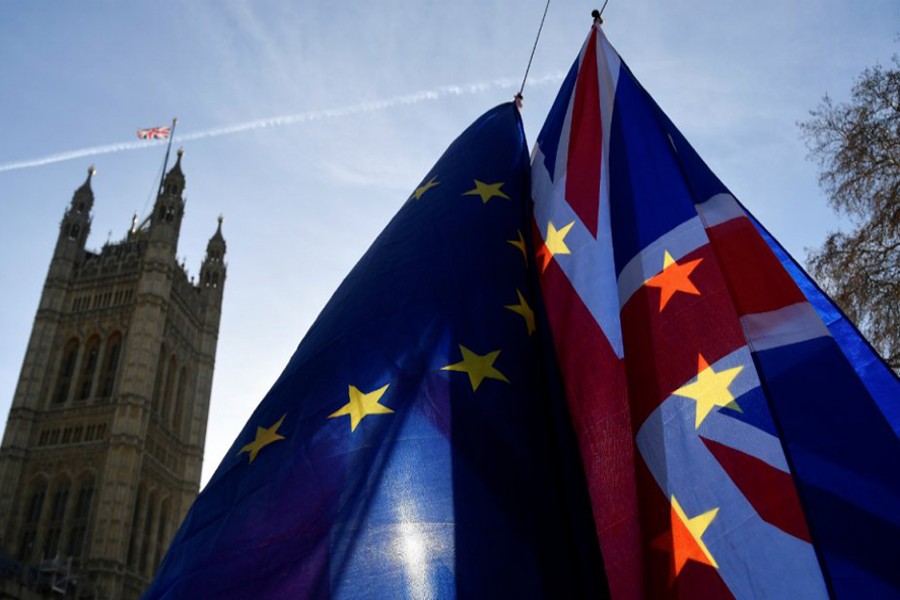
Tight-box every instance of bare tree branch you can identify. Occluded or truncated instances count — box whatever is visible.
[800,55,900,373]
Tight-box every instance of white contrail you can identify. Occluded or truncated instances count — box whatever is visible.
[0,73,564,174]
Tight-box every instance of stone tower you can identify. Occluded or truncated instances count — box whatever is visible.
[0,153,226,599]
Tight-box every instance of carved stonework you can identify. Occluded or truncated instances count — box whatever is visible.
[0,160,226,600]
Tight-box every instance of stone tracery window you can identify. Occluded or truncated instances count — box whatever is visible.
[162,355,178,421]
[43,477,71,559]
[67,474,95,560]
[76,335,100,401]
[127,483,146,569]
[139,491,157,574]
[18,478,47,561]
[53,338,80,405]
[173,366,188,434]
[97,332,122,398]
[153,499,170,573]
[152,343,167,414]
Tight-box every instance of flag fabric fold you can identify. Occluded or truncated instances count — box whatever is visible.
[532,22,900,600]
[144,103,605,599]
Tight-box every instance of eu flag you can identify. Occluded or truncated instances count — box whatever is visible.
[144,103,604,599]
[532,22,900,599]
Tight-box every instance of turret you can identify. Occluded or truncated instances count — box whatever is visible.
[200,215,227,298]
[150,148,186,248]
[55,166,95,259]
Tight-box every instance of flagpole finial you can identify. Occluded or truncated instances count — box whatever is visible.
[592,9,603,24]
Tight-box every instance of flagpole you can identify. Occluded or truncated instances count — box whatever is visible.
[157,117,178,195]
[593,1,610,24]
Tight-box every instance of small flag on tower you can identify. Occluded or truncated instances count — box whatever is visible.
[137,126,171,140]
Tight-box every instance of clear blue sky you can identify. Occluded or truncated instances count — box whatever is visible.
[1,1,896,485]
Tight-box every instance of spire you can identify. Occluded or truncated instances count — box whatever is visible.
[76,165,96,194]
[72,165,96,212]
[162,148,186,195]
[151,149,186,243]
[211,214,225,242]
[57,165,95,254]
[206,215,227,258]
[201,215,227,294]
[170,148,184,177]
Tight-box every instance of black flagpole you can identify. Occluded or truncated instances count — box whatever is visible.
[157,117,178,195]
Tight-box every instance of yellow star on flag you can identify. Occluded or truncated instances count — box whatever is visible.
[463,180,510,204]
[507,229,528,265]
[441,345,509,391]
[238,414,287,463]
[411,176,439,200]
[328,383,393,432]
[673,354,744,428]
[644,250,703,311]
[505,289,535,336]
[537,220,575,272]
[652,495,719,575]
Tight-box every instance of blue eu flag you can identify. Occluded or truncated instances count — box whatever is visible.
[144,103,604,599]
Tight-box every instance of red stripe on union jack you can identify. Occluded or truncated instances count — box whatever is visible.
[565,28,604,238]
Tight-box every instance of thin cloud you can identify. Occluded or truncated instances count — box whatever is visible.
[0,74,564,174]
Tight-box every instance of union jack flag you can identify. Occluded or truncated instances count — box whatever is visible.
[532,21,900,599]
[137,126,171,140]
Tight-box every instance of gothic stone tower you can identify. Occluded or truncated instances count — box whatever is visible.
[0,152,226,599]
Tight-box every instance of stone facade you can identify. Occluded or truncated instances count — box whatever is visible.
[0,153,226,599]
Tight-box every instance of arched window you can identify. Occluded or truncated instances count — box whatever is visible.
[127,484,145,569]
[19,478,47,561]
[153,499,170,573]
[173,366,188,434]
[67,474,95,560]
[152,344,167,414]
[43,477,71,559]
[162,355,178,421]
[172,367,188,434]
[68,224,80,241]
[76,336,100,401]
[53,338,80,404]
[139,491,157,574]
[97,332,122,398]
